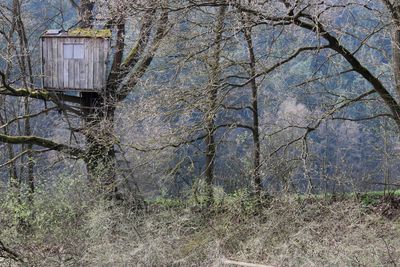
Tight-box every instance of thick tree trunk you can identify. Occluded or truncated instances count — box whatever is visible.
[70,2,166,202]
[82,92,118,199]
[76,0,119,200]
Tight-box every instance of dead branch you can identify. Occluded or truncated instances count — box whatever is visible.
[0,240,24,263]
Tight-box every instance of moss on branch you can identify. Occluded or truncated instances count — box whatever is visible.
[0,134,84,157]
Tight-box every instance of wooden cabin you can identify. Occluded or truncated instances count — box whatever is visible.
[40,28,111,92]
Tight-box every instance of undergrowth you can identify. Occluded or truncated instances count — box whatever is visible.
[1,184,400,266]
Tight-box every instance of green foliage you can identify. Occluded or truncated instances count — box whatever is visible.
[223,189,258,214]
[186,178,226,207]
[357,190,400,206]
[151,187,261,214]
[359,192,383,206]
[0,173,93,247]
[32,191,85,239]
[0,191,33,237]
[151,197,184,209]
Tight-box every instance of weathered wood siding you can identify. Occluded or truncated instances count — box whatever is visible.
[41,37,110,92]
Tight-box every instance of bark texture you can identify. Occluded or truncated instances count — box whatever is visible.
[243,25,262,196]
[204,6,226,206]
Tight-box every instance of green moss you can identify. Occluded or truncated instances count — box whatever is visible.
[68,28,111,38]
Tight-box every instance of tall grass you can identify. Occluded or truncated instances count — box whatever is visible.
[1,180,400,266]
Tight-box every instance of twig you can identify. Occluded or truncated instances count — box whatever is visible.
[0,240,24,263]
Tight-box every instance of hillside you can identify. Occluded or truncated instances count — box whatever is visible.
[1,187,400,266]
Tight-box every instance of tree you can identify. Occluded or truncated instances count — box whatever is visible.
[203,6,227,205]
[234,1,400,125]
[241,12,263,196]
[0,0,169,199]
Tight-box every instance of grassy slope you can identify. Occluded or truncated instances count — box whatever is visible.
[77,195,400,266]
[1,192,400,266]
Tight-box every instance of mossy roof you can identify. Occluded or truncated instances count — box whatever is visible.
[68,28,112,38]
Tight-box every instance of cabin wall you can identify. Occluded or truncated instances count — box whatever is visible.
[41,37,109,92]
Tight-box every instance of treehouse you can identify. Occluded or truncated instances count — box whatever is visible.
[40,28,111,92]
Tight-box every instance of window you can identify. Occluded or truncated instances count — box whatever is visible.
[63,44,84,59]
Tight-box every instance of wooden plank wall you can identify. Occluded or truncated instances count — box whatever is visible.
[42,37,109,91]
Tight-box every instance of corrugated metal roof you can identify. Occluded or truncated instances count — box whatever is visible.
[45,29,62,35]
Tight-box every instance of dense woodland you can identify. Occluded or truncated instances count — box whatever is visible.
[2,0,400,266]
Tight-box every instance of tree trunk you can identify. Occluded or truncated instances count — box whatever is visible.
[204,116,216,206]
[392,26,400,97]
[0,112,19,194]
[13,0,35,203]
[24,97,34,203]
[243,26,262,196]
[82,92,118,200]
[78,0,94,28]
[204,6,226,207]
[75,0,119,200]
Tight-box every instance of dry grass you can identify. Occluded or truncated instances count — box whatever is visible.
[2,194,400,266]
[80,196,400,266]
